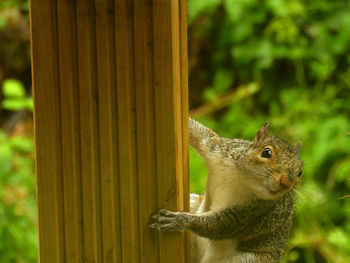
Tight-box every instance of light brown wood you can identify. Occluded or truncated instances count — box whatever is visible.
[115,0,141,261]
[153,1,187,261]
[57,1,84,262]
[30,0,189,262]
[179,0,190,259]
[95,0,122,262]
[30,0,65,262]
[133,0,159,261]
[76,2,103,262]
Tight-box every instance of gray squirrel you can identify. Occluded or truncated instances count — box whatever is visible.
[150,118,303,263]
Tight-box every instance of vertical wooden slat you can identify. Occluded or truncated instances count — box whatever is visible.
[29,0,65,262]
[153,0,187,262]
[133,1,159,262]
[180,0,190,211]
[179,0,190,259]
[57,1,84,263]
[30,0,189,262]
[76,1,103,262]
[115,0,141,262]
[95,0,122,262]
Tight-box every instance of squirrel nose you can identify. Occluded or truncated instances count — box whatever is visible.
[280,175,293,189]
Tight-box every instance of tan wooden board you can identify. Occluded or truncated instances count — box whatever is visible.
[57,1,84,262]
[30,0,189,262]
[95,0,122,262]
[133,0,159,261]
[30,0,65,262]
[76,1,103,262]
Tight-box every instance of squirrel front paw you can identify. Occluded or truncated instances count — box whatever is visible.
[149,209,190,232]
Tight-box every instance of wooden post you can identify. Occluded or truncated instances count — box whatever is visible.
[29,0,189,262]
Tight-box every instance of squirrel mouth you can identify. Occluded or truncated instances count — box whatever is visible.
[269,185,291,196]
[269,190,279,195]
[269,188,283,195]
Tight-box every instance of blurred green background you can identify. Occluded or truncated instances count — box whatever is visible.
[1,0,350,262]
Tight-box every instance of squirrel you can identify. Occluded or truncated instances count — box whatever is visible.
[149,118,303,263]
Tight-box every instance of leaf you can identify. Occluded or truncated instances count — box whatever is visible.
[213,69,234,93]
[2,79,26,98]
[25,98,34,111]
[10,137,34,153]
[2,98,27,111]
[0,17,6,29]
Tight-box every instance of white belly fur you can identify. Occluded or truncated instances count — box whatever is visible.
[190,174,256,262]
[190,158,257,262]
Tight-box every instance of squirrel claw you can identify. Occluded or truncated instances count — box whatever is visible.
[152,214,160,220]
[149,209,188,232]
[159,209,175,216]
[148,223,161,231]
[149,221,178,232]
[152,214,173,223]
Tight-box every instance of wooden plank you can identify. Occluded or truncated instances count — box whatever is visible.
[132,0,159,262]
[31,0,189,262]
[153,0,187,262]
[76,1,103,262]
[29,0,65,262]
[179,0,189,211]
[179,0,190,260]
[56,1,84,262]
[95,0,122,262]
[114,0,141,261]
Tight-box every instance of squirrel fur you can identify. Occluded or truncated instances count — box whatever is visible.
[150,118,303,263]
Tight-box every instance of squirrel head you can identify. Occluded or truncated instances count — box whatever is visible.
[237,122,303,200]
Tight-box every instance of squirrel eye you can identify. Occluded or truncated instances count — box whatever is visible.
[298,171,302,177]
[261,147,272,158]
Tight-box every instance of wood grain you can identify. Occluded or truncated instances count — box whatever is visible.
[30,0,65,262]
[57,1,84,262]
[76,1,103,262]
[179,0,190,259]
[95,0,122,262]
[115,0,141,262]
[30,0,189,262]
[152,0,187,262]
[133,0,159,262]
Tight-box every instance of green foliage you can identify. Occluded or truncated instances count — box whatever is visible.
[0,77,35,262]
[0,131,37,263]
[188,0,350,262]
[1,79,33,111]
[0,0,29,30]
[0,0,27,9]
[1,0,350,262]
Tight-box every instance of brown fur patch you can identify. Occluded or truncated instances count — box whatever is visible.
[199,195,204,203]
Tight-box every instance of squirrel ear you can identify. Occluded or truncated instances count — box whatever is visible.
[295,140,302,154]
[254,122,269,145]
